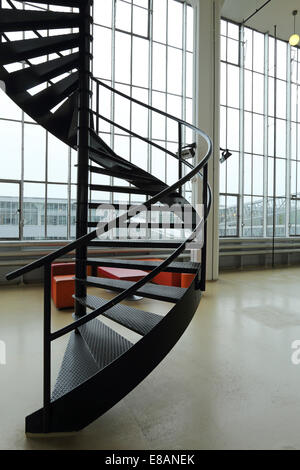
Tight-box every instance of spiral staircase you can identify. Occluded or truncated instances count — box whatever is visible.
[1,0,212,434]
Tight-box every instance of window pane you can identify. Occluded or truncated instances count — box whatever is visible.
[153,43,166,92]
[276,119,286,158]
[227,108,239,150]
[167,47,182,95]
[186,6,194,52]
[275,159,286,197]
[93,27,112,80]
[153,0,167,43]
[253,31,264,73]
[168,0,182,49]
[244,28,252,70]
[48,133,69,183]
[244,154,252,195]
[116,1,131,33]
[24,124,46,181]
[94,0,112,27]
[253,114,264,155]
[253,73,264,114]
[0,84,22,121]
[132,37,149,88]
[276,41,287,81]
[226,196,239,236]
[227,151,239,193]
[23,183,45,240]
[227,38,239,64]
[276,80,286,119]
[47,184,68,240]
[115,31,131,84]
[253,155,263,195]
[252,196,263,236]
[131,138,148,171]
[0,183,19,239]
[227,64,239,108]
[0,120,22,180]
[132,88,148,137]
[133,6,148,37]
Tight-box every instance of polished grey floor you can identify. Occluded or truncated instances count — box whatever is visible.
[1,267,300,450]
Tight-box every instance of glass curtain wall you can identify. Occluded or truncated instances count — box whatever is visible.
[0,0,79,240]
[220,18,300,239]
[0,0,195,241]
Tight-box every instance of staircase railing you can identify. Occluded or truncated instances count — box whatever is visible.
[2,0,213,432]
[6,93,212,430]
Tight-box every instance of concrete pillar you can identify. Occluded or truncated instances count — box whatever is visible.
[193,0,223,281]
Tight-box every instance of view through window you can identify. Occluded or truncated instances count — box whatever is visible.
[220,18,300,238]
[0,0,194,240]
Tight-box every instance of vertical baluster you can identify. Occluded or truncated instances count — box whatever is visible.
[76,0,93,317]
[178,123,183,196]
[200,163,208,291]
[43,263,51,433]
[96,81,99,134]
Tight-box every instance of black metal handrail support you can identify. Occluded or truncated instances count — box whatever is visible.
[200,163,208,291]
[43,263,51,433]
[75,0,93,318]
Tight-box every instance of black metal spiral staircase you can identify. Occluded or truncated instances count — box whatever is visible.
[1,0,212,434]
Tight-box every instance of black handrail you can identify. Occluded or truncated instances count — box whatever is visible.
[90,78,212,213]
[92,77,202,134]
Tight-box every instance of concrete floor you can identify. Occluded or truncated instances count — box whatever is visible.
[1,267,300,450]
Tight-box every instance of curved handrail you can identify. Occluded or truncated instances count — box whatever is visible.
[92,77,202,136]
[90,77,212,214]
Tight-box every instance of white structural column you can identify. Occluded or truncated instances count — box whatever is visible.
[193,0,223,281]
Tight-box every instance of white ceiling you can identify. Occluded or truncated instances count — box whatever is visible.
[222,0,300,42]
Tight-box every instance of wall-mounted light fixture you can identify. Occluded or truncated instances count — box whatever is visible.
[289,10,300,47]
[220,148,232,164]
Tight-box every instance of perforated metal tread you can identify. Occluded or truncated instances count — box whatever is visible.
[75,317,133,370]
[80,276,186,303]
[75,295,163,336]
[52,331,100,402]
[87,258,199,274]
[88,240,184,249]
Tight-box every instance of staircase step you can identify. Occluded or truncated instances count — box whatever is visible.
[5,53,79,94]
[88,203,170,211]
[79,276,186,303]
[51,331,100,402]
[18,72,79,118]
[52,318,133,402]
[14,0,81,6]
[88,165,154,182]
[75,295,162,336]
[75,318,133,370]
[41,91,78,147]
[0,9,79,33]
[0,33,80,66]
[86,258,199,274]
[89,184,157,196]
[88,240,184,249]
[87,221,186,229]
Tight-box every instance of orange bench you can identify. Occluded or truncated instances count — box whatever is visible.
[97,266,148,282]
[51,262,91,310]
[136,258,182,287]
